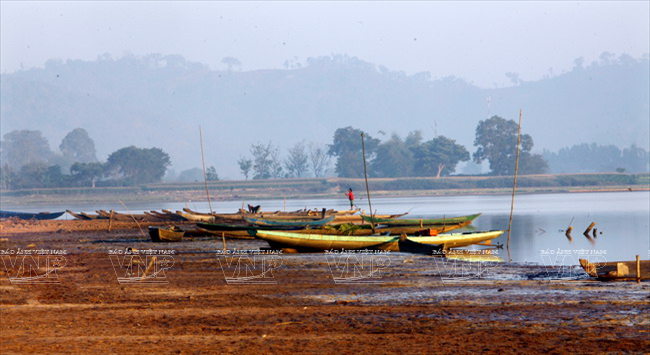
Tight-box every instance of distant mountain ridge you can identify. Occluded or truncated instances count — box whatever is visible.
[1,54,648,178]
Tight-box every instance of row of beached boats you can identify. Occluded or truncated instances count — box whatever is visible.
[2,207,646,281]
[140,207,501,253]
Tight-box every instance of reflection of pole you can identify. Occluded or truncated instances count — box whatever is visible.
[507,110,522,262]
[361,133,375,233]
[199,126,213,213]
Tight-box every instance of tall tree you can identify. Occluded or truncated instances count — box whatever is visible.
[371,133,415,177]
[411,136,469,177]
[250,142,280,180]
[59,128,98,163]
[238,157,253,180]
[473,116,547,176]
[328,127,379,178]
[206,166,220,181]
[106,146,171,185]
[308,143,331,178]
[285,141,309,178]
[1,130,53,169]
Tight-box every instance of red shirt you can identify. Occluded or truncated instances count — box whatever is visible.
[346,191,354,200]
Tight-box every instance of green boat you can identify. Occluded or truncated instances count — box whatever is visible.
[243,215,335,228]
[361,213,481,226]
[250,229,503,252]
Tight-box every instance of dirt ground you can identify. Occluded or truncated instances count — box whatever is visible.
[1,219,648,354]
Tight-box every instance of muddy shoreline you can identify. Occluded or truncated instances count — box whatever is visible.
[1,219,648,354]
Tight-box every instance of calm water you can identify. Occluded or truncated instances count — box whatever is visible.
[5,191,649,264]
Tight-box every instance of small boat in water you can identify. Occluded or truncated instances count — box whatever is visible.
[579,258,649,281]
[149,226,185,242]
[0,210,65,220]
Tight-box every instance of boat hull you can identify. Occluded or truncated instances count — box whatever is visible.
[361,213,481,226]
[252,229,504,252]
[0,210,65,220]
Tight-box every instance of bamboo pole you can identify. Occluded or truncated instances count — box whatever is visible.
[119,200,145,238]
[199,126,213,213]
[108,210,114,232]
[361,133,375,233]
[637,255,641,284]
[222,232,227,253]
[506,110,523,262]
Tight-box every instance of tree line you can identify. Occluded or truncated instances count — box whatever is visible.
[0,128,182,190]
[236,116,550,179]
[2,116,648,190]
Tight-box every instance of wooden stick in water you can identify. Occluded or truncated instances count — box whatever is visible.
[199,126,214,213]
[361,133,375,234]
[507,109,523,262]
[637,255,641,284]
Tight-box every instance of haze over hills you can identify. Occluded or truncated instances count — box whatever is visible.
[1,53,648,179]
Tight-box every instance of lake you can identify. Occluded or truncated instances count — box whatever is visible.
[6,191,649,264]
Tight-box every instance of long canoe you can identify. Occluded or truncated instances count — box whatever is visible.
[66,210,93,220]
[361,213,481,226]
[289,222,469,236]
[243,215,336,228]
[251,229,504,252]
[0,210,65,220]
[579,258,649,281]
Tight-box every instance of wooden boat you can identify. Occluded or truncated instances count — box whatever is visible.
[243,215,335,228]
[66,210,93,220]
[83,212,105,219]
[361,213,481,227]
[175,210,217,222]
[149,226,185,242]
[250,229,504,252]
[0,210,65,220]
[332,212,409,224]
[579,258,649,281]
[145,210,187,222]
[194,222,267,239]
[289,222,468,236]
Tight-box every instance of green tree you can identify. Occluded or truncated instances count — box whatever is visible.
[13,163,68,189]
[328,127,379,178]
[285,141,309,178]
[70,162,105,188]
[1,130,53,169]
[106,146,171,185]
[473,116,546,176]
[59,128,98,164]
[250,142,280,180]
[411,136,469,177]
[518,152,549,175]
[206,166,220,181]
[371,133,415,177]
[238,157,253,180]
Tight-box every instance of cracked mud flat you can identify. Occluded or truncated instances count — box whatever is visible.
[1,219,648,354]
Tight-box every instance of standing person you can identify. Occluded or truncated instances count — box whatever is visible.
[344,188,355,209]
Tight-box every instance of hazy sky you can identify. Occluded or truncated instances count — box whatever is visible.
[2,1,649,87]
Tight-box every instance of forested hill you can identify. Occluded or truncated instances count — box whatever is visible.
[1,54,648,178]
